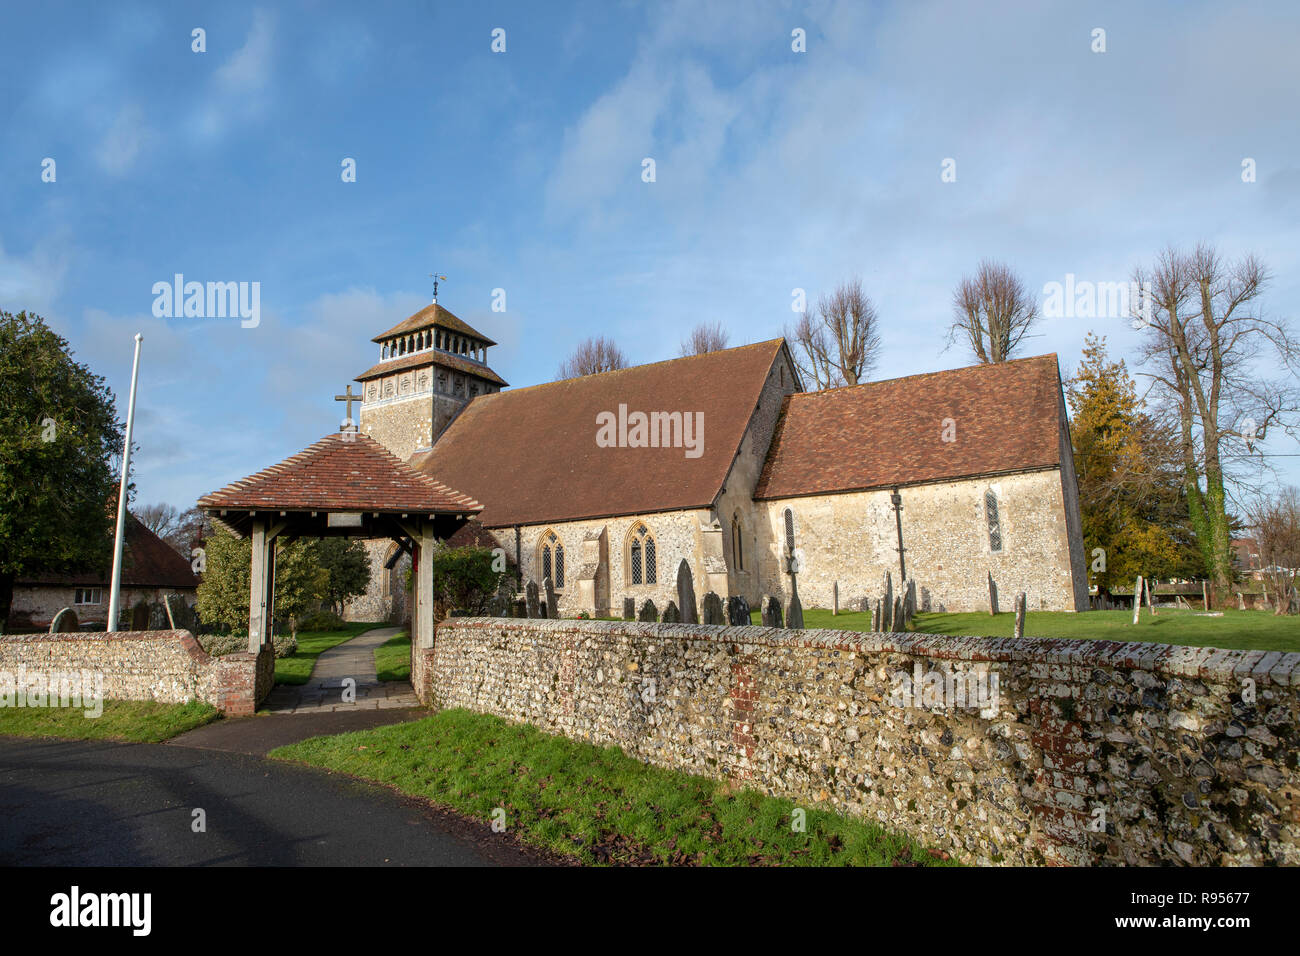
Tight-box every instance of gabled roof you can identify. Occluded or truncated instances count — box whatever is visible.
[410,339,788,528]
[372,302,496,346]
[354,348,508,387]
[754,354,1065,500]
[16,515,199,590]
[197,432,481,514]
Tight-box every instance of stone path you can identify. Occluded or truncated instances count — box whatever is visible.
[262,626,420,715]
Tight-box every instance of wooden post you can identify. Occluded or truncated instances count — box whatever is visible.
[248,519,267,653]
[1147,578,1157,616]
[417,522,436,648]
[1202,580,1210,612]
[1131,575,1143,625]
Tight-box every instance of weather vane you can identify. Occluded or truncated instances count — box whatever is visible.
[429,272,447,303]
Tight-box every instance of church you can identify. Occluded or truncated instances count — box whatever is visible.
[343,298,1089,622]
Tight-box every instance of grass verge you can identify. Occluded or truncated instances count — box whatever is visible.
[0,699,220,743]
[271,707,955,866]
[275,622,387,685]
[373,630,411,682]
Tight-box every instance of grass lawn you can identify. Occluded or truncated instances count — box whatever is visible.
[374,630,411,682]
[0,700,220,743]
[271,707,955,866]
[275,622,386,685]
[749,607,1299,654]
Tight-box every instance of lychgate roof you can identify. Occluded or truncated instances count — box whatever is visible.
[754,353,1065,500]
[198,432,481,514]
[410,339,789,528]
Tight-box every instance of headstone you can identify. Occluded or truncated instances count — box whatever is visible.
[49,607,79,633]
[1146,579,1158,616]
[761,595,783,628]
[676,559,698,624]
[987,572,999,616]
[882,571,893,621]
[891,596,904,632]
[544,576,558,620]
[701,591,724,625]
[662,600,681,623]
[148,601,169,630]
[905,579,917,623]
[786,579,804,629]
[1014,592,1026,640]
[539,600,549,618]
[1237,591,1246,611]
[832,581,839,616]
[1131,575,1143,625]
[130,601,150,630]
[526,580,541,618]
[512,598,527,618]
[638,599,658,622]
[871,599,881,632]
[726,595,751,626]
[622,596,635,621]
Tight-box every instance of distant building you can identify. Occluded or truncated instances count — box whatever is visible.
[1231,537,1264,579]
[9,515,199,631]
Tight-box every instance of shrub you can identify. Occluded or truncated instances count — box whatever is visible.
[296,609,345,632]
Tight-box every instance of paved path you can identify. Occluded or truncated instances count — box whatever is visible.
[262,626,419,714]
[0,738,551,866]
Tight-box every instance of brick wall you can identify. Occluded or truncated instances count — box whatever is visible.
[421,618,1300,866]
[0,630,274,716]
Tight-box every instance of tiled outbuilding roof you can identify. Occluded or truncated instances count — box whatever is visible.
[354,349,508,387]
[16,515,199,590]
[411,339,789,528]
[754,353,1065,500]
[197,432,481,514]
[372,302,497,346]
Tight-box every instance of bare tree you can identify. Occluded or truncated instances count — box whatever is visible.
[133,503,210,557]
[135,503,182,541]
[556,335,629,380]
[786,278,881,390]
[1133,243,1300,588]
[948,260,1040,363]
[1247,487,1300,614]
[679,321,730,357]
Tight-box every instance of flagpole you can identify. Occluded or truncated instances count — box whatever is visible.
[107,333,143,633]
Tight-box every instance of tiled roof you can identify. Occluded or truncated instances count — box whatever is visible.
[410,340,788,528]
[197,432,482,514]
[354,349,508,387]
[372,303,496,346]
[754,354,1065,499]
[16,515,199,590]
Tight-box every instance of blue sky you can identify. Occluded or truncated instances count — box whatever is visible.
[2,0,1298,509]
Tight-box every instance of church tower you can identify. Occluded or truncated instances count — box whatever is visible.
[354,300,507,461]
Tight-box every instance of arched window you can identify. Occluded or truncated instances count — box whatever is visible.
[539,530,565,588]
[628,523,656,585]
[783,508,796,557]
[985,489,1003,553]
[731,513,744,571]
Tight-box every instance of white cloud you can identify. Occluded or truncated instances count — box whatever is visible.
[96,104,152,176]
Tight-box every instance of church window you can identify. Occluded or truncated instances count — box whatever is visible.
[539,530,565,588]
[731,514,744,571]
[783,508,796,557]
[628,523,657,585]
[985,490,1003,553]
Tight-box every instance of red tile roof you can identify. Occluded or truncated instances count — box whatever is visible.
[16,515,199,590]
[354,349,508,387]
[410,340,788,528]
[372,303,496,346]
[197,432,482,514]
[754,354,1065,500]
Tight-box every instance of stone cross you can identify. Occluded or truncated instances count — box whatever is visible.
[1014,592,1026,639]
[544,576,558,620]
[677,559,698,624]
[525,580,540,618]
[726,595,750,626]
[335,384,362,430]
[701,591,724,625]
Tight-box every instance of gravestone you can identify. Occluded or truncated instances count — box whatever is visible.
[761,595,783,628]
[677,559,698,624]
[512,598,527,618]
[1014,592,1026,640]
[525,580,541,618]
[1237,591,1246,611]
[131,601,150,630]
[662,600,681,623]
[622,597,635,621]
[726,595,750,626]
[891,596,904,632]
[987,572,999,615]
[701,591,724,625]
[539,601,549,618]
[1131,575,1143,625]
[905,579,917,623]
[832,581,839,616]
[872,598,882,633]
[882,571,893,621]
[638,599,658,622]
[544,576,558,620]
[786,578,804,629]
[49,607,79,633]
[148,601,169,630]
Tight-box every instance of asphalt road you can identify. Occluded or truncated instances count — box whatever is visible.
[0,738,550,866]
